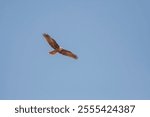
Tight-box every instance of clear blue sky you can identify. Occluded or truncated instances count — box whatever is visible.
[0,0,150,99]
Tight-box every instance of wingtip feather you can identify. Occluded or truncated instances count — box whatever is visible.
[43,33,48,36]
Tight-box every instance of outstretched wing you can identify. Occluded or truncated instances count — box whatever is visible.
[43,33,60,49]
[59,49,78,59]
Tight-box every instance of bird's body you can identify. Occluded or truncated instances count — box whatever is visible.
[43,33,78,59]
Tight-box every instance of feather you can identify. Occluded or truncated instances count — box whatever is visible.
[59,49,78,59]
[43,33,59,49]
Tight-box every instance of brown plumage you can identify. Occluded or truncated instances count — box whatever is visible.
[43,33,78,59]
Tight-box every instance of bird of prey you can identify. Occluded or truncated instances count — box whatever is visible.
[43,33,78,59]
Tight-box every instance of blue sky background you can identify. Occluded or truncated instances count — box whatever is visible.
[0,0,150,99]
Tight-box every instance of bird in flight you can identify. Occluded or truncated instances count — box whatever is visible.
[43,33,78,59]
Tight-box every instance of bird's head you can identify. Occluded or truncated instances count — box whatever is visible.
[59,47,63,51]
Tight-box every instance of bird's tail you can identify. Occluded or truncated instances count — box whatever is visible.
[49,50,58,55]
